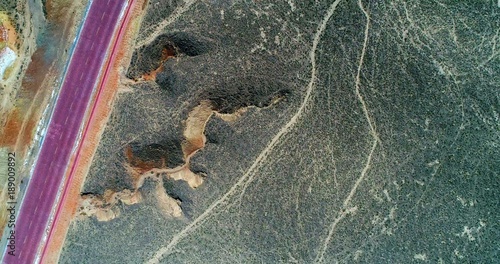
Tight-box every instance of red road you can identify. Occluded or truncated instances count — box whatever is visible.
[40,0,135,262]
[2,0,128,263]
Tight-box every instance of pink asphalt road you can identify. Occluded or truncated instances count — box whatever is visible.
[3,0,127,263]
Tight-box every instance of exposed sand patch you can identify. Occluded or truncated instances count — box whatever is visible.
[77,189,142,221]
[215,107,248,122]
[166,167,203,189]
[155,176,182,218]
[182,100,213,159]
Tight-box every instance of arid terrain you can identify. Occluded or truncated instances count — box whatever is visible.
[9,0,500,263]
[0,0,86,236]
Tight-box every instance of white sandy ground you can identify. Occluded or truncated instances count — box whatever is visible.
[0,47,16,78]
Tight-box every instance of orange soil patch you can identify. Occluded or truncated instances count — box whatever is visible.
[141,45,176,81]
[0,26,6,43]
[0,110,21,147]
[124,145,165,174]
[0,15,18,49]
[42,0,148,263]
[0,108,37,151]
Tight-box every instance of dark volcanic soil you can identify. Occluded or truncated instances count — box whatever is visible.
[61,1,500,263]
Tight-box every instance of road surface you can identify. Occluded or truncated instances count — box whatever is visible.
[2,0,127,263]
